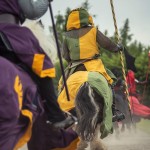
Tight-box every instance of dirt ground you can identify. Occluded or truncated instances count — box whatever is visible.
[21,128,150,150]
[103,128,150,150]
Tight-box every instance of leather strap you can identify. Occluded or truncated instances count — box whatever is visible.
[0,13,20,24]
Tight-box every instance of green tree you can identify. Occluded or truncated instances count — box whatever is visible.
[81,0,91,10]
[120,19,133,47]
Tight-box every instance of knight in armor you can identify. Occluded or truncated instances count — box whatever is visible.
[61,8,125,122]
[0,0,75,129]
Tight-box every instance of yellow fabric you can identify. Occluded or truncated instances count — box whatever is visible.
[80,27,99,59]
[14,75,23,110]
[66,11,80,31]
[58,71,88,111]
[39,68,55,78]
[14,110,33,150]
[67,26,112,84]
[58,71,113,139]
[66,8,94,31]
[52,138,79,150]
[88,15,94,26]
[83,59,113,84]
[78,27,111,84]
[32,54,55,78]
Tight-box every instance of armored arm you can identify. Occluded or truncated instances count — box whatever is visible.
[96,30,123,52]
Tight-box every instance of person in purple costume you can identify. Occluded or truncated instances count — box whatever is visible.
[0,0,76,148]
[0,56,43,149]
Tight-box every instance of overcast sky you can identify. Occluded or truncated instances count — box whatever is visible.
[41,0,150,46]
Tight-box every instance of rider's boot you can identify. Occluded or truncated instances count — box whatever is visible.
[112,88,125,122]
[112,105,125,122]
[47,112,77,129]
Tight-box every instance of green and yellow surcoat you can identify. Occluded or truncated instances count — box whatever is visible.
[64,27,113,84]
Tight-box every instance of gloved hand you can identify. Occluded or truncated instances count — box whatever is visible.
[117,43,124,52]
[112,43,124,53]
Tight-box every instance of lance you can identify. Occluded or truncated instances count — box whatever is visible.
[48,0,70,101]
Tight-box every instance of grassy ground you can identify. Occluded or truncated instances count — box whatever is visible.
[137,119,150,133]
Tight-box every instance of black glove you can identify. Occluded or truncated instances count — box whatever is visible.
[117,43,124,51]
[112,43,124,53]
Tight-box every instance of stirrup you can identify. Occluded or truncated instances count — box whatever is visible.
[112,109,125,122]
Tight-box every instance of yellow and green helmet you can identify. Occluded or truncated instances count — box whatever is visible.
[66,8,94,31]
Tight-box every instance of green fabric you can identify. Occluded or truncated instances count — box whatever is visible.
[79,9,89,27]
[87,72,113,139]
[105,68,117,86]
[66,37,80,60]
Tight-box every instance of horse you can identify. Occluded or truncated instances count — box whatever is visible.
[75,82,107,150]
[110,68,133,134]
[113,92,132,136]
[113,78,131,132]
[112,76,146,136]
[58,70,114,150]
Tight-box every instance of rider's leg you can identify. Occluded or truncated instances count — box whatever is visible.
[39,77,66,122]
[38,77,76,128]
[112,87,125,122]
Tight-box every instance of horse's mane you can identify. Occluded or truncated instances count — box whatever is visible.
[22,20,57,63]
